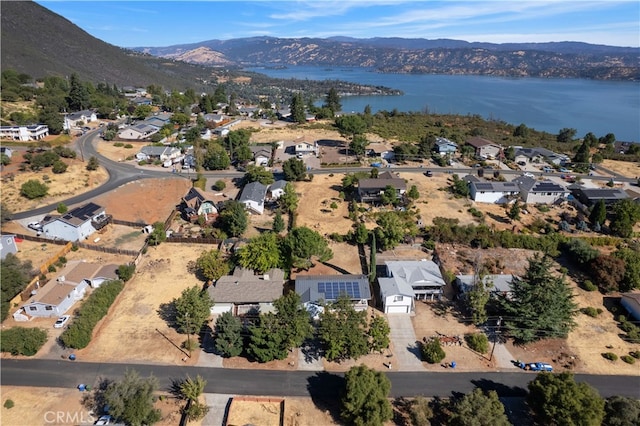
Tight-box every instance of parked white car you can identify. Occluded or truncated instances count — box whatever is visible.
[53,315,70,328]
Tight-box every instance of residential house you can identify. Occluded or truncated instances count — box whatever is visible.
[64,110,97,130]
[358,171,406,203]
[620,293,640,321]
[136,146,181,162]
[250,146,272,167]
[208,268,285,316]
[238,181,268,214]
[0,147,13,158]
[294,137,318,156]
[268,180,288,200]
[465,137,501,159]
[382,260,446,302]
[295,274,372,317]
[131,96,152,106]
[366,142,395,161]
[514,147,569,166]
[454,274,514,299]
[144,113,173,128]
[434,137,458,156]
[181,187,219,223]
[378,274,415,314]
[0,234,18,259]
[0,125,49,141]
[41,202,110,242]
[569,187,629,207]
[469,180,520,204]
[203,113,226,124]
[514,176,569,204]
[118,123,160,140]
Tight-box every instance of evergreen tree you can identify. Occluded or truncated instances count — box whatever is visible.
[284,226,333,270]
[367,315,390,353]
[507,200,521,222]
[341,365,393,426]
[319,296,369,362]
[219,200,248,237]
[467,276,491,325]
[248,313,288,362]
[609,199,640,238]
[279,183,299,214]
[173,286,214,335]
[499,254,577,343]
[323,87,342,115]
[103,370,162,426]
[273,292,313,350]
[67,73,90,111]
[448,388,510,426]
[290,93,306,124]
[272,211,285,233]
[589,199,607,226]
[574,139,591,165]
[369,233,377,283]
[214,312,244,357]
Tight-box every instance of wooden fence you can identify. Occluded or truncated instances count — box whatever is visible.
[165,236,222,245]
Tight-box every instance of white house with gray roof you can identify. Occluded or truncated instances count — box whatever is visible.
[41,202,109,242]
[381,260,446,302]
[513,176,569,204]
[238,181,268,214]
[469,180,521,204]
[268,180,288,199]
[454,274,514,299]
[136,146,181,162]
[119,123,160,140]
[64,110,97,130]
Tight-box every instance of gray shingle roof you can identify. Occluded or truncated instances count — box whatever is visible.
[207,268,284,303]
[239,181,268,203]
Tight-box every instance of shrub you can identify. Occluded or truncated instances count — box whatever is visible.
[422,240,436,251]
[113,142,124,147]
[602,352,618,361]
[621,355,635,364]
[4,399,14,409]
[0,327,48,356]
[213,180,226,191]
[580,307,601,317]
[20,179,49,199]
[581,280,597,292]
[619,320,636,333]
[124,144,133,149]
[421,338,446,364]
[60,280,124,349]
[51,160,68,174]
[71,244,78,252]
[56,203,68,214]
[536,204,550,213]
[48,265,56,272]
[329,232,345,242]
[117,263,136,282]
[330,202,338,209]
[629,351,640,359]
[465,333,489,354]
[468,207,483,219]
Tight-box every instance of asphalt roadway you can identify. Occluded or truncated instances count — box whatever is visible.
[2,359,639,399]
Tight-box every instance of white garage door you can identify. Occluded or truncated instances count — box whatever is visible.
[386,305,409,314]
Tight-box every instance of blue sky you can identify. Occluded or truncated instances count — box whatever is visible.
[37,1,639,48]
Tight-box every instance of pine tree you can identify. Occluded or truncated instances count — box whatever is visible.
[369,233,377,283]
[589,199,607,226]
[214,312,244,358]
[341,365,393,426]
[499,254,578,343]
[323,87,342,115]
[290,93,306,124]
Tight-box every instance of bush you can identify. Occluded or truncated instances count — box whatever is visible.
[51,160,68,174]
[629,351,640,359]
[71,244,78,252]
[621,355,635,364]
[422,240,436,251]
[580,307,602,317]
[20,179,49,199]
[124,144,133,149]
[56,203,68,214]
[60,280,124,349]
[601,352,618,361]
[468,207,483,219]
[113,142,124,147]
[48,265,56,272]
[0,327,48,356]
[581,280,597,292]
[421,338,446,364]
[117,263,136,282]
[213,180,226,191]
[465,333,489,354]
[4,399,14,409]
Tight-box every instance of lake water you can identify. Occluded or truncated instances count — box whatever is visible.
[245,66,640,142]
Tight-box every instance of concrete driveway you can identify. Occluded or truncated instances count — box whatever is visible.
[386,314,425,371]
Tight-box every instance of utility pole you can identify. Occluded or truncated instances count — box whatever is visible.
[489,316,502,362]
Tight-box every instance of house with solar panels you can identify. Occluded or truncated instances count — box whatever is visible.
[468,180,521,204]
[569,187,629,207]
[513,176,569,204]
[295,275,372,317]
[41,202,110,242]
[378,261,446,313]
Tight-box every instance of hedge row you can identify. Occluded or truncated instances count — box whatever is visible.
[60,280,124,349]
[0,327,48,356]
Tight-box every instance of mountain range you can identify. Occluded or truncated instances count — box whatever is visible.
[1,1,638,88]
[135,36,639,80]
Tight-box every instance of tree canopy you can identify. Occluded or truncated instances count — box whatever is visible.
[319,296,369,362]
[244,165,274,185]
[237,232,282,273]
[103,369,162,426]
[173,286,213,335]
[499,254,577,343]
[527,372,605,426]
[447,388,510,426]
[282,158,307,181]
[214,311,244,358]
[219,200,248,237]
[341,365,393,426]
[284,226,333,270]
[195,249,230,282]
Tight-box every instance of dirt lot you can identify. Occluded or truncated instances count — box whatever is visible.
[226,396,337,426]
[602,159,640,179]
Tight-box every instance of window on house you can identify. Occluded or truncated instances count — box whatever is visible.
[394,296,403,302]
[29,306,37,311]
[45,306,53,310]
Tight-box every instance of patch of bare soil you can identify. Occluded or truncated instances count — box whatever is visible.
[435,244,537,277]
[225,396,340,426]
[0,386,90,426]
[602,159,640,179]
[295,175,354,235]
[76,244,208,365]
[1,158,109,214]
[94,139,143,162]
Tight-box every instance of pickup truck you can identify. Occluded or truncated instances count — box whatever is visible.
[515,361,553,372]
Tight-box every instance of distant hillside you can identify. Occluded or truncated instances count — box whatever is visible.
[0,1,213,90]
[135,36,640,81]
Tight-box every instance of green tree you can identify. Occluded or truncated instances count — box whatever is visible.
[284,226,333,270]
[147,221,166,246]
[237,232,282,273]
[584,132,599,148]
[603,395,640,426]
[319,297,369,362]
[279,182,299,214]
[203,143,230,170]
[507,200,521,222]
[336,114,367,140]
[51,160,68,174]
[609,199,640,238]
[290,93,306,124]
[214,311,244,357]
[103,369,162,426]
[179,375,209,421]
[467,276,491,325]
[513,123,529,138]
[409,396,433,426]
[86,156,99,171]
[573,140,591,165]
[448,388,510,426]
[374,211,416,251]
[464,333,489,354]
[527,372,605,426]
[323,87,342,115]
[196,249,230,282]
[380,185,399,206]
[564,238,599,265]
[1,154,11,166]
[20,179,48,199]
[557,127,577,143]
[367,316,390,353]
[56,202,68,214]
[349,134,369,158]
[67,73,90,111]
[0,327,48,356]
[1,254,34,321]
[273,211,285,233]
[248,312,288,362]
[244,165,274,185]
[599,133,616,145]
[219,200,248,237]
[421,338,446,363]
[613,243,640,291]
[173,286,213,335]
[499,254,577,343]
[407,185,420,200]
[273,292,313,350]
[341,365,393,426]
[589,199,607,227]
[282,158,307,181]
[117,263,136,282]
[450,174,470,197]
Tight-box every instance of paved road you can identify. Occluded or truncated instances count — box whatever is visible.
[2,359,639,399]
